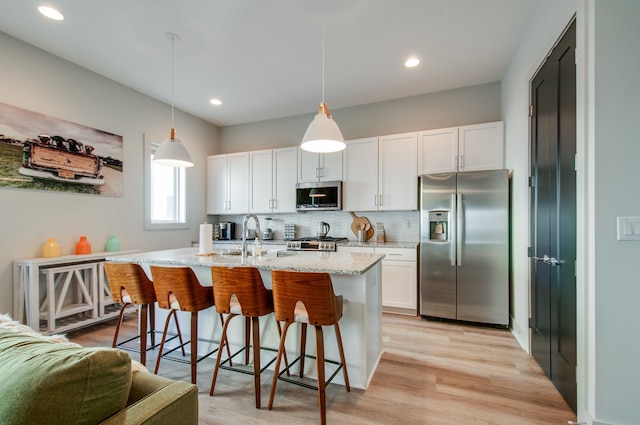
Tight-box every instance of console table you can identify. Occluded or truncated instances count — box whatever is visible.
[13,250,139,334]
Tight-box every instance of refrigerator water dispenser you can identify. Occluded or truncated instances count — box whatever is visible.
[429,211,449,242]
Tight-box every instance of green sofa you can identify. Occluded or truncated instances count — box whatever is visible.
[0,326,198,425]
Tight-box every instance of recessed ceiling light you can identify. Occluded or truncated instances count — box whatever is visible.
[38,6,64,21]
[209,99,222,106]
[404,57,420,68]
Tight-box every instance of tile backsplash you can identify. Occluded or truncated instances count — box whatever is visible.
[209,210,420,242]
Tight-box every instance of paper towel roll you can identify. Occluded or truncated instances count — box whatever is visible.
[199,223,213,254]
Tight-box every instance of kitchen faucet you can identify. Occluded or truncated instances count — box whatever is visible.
[241,214,261,258]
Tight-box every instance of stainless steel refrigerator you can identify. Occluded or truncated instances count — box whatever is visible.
[419,170,509,326]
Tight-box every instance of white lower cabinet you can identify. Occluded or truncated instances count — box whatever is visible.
[337,245,417,315]
[376,248,417,315]
[336,246,375,254]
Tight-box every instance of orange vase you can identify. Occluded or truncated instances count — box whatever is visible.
[75,236,92,255]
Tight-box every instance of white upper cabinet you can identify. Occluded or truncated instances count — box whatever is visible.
[273,147,298,212]
[458,121,504,172]
[249,149,273,214]
[343,137,378,211]
[418,127,459,174]
[298,149,343,182]
[343,132,418,211]
[250,147,297,213]
[418,121,504,174]
[206,155,228,215]
[378,132,418,210]
[206,152,249,215]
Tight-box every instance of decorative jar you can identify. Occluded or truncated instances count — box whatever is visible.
[75,236,92,255]
[42,238,61,258]
[105,235,120,252]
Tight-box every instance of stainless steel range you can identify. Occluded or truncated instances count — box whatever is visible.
[286,237,348,252]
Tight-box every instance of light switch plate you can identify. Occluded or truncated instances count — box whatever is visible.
[617,217,640,240]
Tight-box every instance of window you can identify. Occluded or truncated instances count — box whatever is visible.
[144,133,188,229]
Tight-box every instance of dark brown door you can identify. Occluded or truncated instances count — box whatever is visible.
[530,20,577,413]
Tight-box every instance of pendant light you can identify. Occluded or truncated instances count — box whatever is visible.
[153,32,194,167]
[300,21,345,153]
[309,187,326,198]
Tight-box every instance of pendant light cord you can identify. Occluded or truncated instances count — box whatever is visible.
[171,34,175,132]
[321,22,325,104]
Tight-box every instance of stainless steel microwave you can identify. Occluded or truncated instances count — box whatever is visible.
[295,181,342,211]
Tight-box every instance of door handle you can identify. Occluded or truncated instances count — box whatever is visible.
[450,194,456,266]
[456,193,463,266]
[533,255,561,266]
[546,257,560,266]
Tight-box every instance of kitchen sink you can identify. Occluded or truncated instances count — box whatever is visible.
[219,250,245,256]
[219,250,296,257]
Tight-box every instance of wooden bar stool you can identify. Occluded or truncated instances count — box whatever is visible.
[150,265,226,384]
[268,270,350,425]
[104,262,181,366]
[209,266,286,408]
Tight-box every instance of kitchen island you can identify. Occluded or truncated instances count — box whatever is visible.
[107,247,384,389]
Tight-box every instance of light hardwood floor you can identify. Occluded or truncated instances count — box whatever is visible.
[67,313,576,425]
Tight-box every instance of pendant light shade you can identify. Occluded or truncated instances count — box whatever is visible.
[301,19,345,154]
[308,186,327,198]
[153,32,194,168]
[301,102,345,153]
[153,128,193,167]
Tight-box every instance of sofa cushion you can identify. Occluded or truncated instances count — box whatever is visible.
[0,328,132,425]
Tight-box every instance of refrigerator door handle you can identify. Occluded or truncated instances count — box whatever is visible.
[450,194,456,266]
[457,193,463,266]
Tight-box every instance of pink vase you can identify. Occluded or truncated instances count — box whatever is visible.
[75,236,92,255]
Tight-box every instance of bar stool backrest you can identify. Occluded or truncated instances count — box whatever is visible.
[104,262,156,305]
[150,266,213,312]
[271,270,342,326]
[211,267,273,317]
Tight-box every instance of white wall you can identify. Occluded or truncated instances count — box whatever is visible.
[0,32,219,317]
[501,0,578,354]
[589,2,640,424]
[503,1,640,424]
[219,82,501,153]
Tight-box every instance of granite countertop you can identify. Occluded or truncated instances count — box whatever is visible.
[342,241,418,249]
[211,239,418,249]
[107,247,385,276]
[211,239,288,246]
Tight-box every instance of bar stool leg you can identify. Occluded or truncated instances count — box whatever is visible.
[155,309,175,375]
[268,321,294,410]
[315,326,327,425]
[334,323,350,391]
[218,313,233,366]
[210,313,236,396]
[275,320,290,376]
[111,302,130,348]
[190,311,198,384]
[299,323,307,377]
[140,304,148,365]
[241,316,248,364]
[252,316,261,408]
[149,304,156,347]
[154,310,186,375]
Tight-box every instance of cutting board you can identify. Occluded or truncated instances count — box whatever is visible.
[349,212,374,241]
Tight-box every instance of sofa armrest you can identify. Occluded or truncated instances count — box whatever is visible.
[100,373,198,425]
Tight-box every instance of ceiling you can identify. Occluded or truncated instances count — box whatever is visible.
[0,0,536,127]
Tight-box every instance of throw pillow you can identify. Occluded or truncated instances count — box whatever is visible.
[0,328,132,425]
